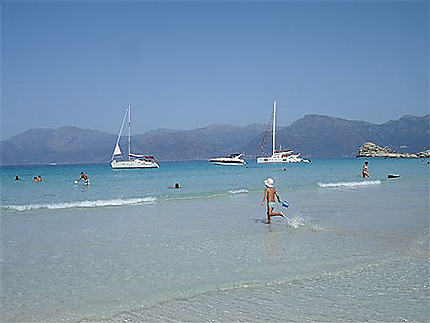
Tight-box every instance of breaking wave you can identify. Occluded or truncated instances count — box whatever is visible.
[2,196,157,212]
[228,189,249,195]
[318,180,382,188]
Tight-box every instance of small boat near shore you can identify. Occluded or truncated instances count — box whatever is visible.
[210,153,247,166]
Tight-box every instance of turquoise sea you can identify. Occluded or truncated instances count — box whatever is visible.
[1,158,429,322]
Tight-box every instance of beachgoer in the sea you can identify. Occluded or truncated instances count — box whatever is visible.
[15,175,19,180]
[77,171,90,185]
[34,176,42,182]
[362,161,370,178]
[261,177,286,224]
[169,182,181,189]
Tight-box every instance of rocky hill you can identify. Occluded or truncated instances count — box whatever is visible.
[1,115,428,165]
[357,142,430,158]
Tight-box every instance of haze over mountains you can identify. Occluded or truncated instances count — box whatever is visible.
[1,114,428,165]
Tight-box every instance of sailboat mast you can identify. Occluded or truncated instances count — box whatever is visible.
[272,101,276,155]
[128,104,131,161]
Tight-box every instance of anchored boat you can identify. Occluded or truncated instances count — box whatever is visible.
[210,153,247,166]
[257,101,310,164]
[110,105,159,169]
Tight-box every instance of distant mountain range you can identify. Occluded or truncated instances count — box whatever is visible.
[245,114,430,158]
[1,114,428,165]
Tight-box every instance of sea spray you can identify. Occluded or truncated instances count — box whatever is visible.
[286,214,307,228]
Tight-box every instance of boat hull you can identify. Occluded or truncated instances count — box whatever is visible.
[209,154,246,166]
[257,154,310,163]
[210,160,246,165]
[257,157,295,163]
[111,160,159,169]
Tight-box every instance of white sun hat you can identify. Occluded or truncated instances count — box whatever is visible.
[264,177,274,188]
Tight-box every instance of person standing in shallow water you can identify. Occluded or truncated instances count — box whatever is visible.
[362,161,370,178]
[261,177,286,224]
[77,172,90,185]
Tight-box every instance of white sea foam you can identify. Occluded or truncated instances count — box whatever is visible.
[2,196,157,212]
[286,214,306,228]
[228,189,249,195]
[318,180,381,188]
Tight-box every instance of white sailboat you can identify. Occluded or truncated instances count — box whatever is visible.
[111,105,159,169]
[256,101,310,164]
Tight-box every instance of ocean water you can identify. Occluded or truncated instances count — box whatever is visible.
[1,158,429,322]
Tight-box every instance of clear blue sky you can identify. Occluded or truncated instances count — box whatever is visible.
[2,0,429,140]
